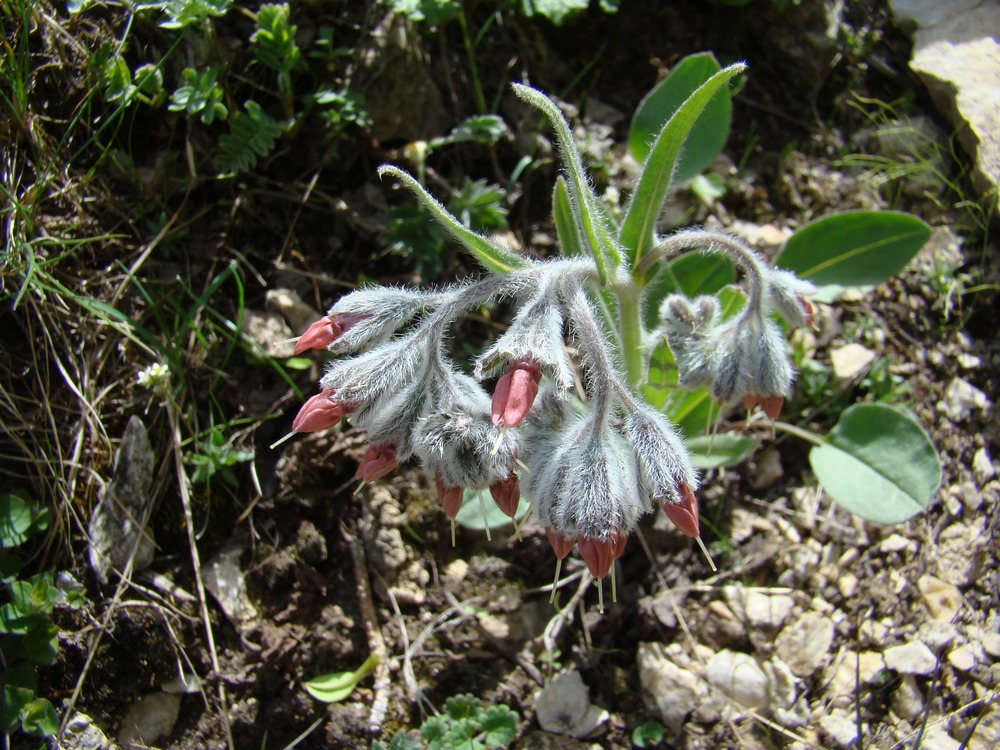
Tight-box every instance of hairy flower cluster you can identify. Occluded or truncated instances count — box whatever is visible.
[658,236,816,419]
[282,81,817,607]
[287,259,703,586]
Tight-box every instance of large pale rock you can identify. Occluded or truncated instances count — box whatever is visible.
[890,0,1000,215]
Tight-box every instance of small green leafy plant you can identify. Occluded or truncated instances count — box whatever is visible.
[1,491,83,741]
[374,694,519,750]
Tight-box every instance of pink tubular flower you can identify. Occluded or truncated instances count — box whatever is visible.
[577,532,625,580]
[292,389,351,432]
[354,443,398,483]
[742,393,785,419]
[294,315,345,355]
[662,483,700,538]
[491,360,542,428]
[489,474,520,518]
[545,528,576,561]
[435,472,464,519]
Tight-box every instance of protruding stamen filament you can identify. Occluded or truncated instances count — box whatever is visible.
[490,426,507,456]
[611,563,617,604]
[597,577,605,614]
[549,559,563,604]
[269,431,296,450]
[696,535,717,572]
[450,519,456,548]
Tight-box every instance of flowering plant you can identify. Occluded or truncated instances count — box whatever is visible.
[284,65,818,605]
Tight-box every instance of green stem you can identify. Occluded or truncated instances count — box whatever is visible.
[618,290,645,389]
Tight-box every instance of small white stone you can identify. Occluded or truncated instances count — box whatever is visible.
[117,693,182,746]
[535,670,608,739]
[831,343,876,382]
[884,640,938,675]
[977,628,1000,658]
[880,533,914,553]
[637,643,707,733]
[825,650,886,703]
[891,674,924,722]
[837,573,859,598]
[776,612,835,677]
[917,621,959,651]
[819,707,860,747]
[941,377,990,421]
[918,575,963,622]
[704,650,770,711]
[947,643,979,672]
[973,447,996,484]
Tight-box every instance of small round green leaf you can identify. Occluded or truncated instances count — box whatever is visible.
[809,403,941,524]
[776,210,930,293]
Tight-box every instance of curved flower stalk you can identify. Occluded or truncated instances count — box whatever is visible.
[282,72,816,610]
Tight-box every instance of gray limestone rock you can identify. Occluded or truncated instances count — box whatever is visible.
[890,0,1000,216]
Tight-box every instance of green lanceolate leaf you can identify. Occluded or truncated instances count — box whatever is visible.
[620,62,746,269]
[629,52,731,184]
[304,653,380,703]
[685,434,758,469]
[775,210,931,300]
[552,177,583,257]
[512,83,621,283]
[809,403,941,524]
[379,165,528,275]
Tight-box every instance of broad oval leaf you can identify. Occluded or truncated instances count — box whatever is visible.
[686,434,758,469]
[775,211,930,297]
[629,52,731,184]
[809,403,941,524]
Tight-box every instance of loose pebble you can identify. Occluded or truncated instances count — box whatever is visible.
[941,377,990,421]
[884,640,938,675]
[918,575,964,622]
[947,643,979,672]
[973,447,996,484]
[818,708,860,747]
[831,343,876,382]
[535,670,609,738]
[637,643,707,733]
[776,612,835,677]
[891,674,925,721]
[704,649,770,711]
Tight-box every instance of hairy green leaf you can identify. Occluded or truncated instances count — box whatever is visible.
[620,62,746,268]
[629,52,731,184]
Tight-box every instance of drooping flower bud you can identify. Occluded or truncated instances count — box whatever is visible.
[489,474,520,518]
[763,268,817,329]
[435,472,464,519]
[292,390,351,432]
[545,528,576,560]
[491,359,542,428]
[742,394,785,419]
[294,316,344,354]
[662,483,700,538]
[577,531,625,579]
[354,443,398,483]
